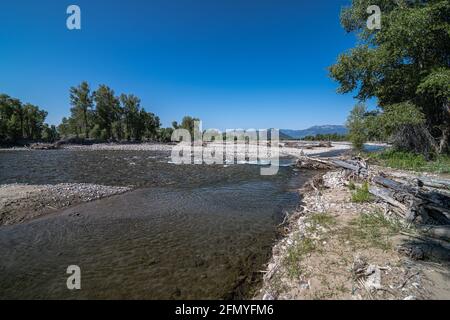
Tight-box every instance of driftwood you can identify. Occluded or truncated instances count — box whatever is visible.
[368,186,408,213]
[296,155,450,226]
[296,155,450,260]
[296,157,335,170]
[380,171,450,191]
[296,156,368,177]
[370,176,450,224]
[29,142,62,150]
[418,225,450,242]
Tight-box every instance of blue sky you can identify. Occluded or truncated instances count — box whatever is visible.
[0,0,364,129]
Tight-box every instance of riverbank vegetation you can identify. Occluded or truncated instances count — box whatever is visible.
[0,82,202,145]
[366,149,450,174]
[301,133,348,142]
[350,182,372,203]
[330,0,449,157]
[58,82,175,142]
[0,94,58,145]
[340,210,405,251]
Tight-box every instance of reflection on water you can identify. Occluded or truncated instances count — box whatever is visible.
[0,150,310,299]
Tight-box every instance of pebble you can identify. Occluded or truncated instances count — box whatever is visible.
[262,293,275,300]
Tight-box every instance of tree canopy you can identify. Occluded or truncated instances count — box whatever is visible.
[59,82,172,142]
[330,0,450,155]
[0,94,54,145]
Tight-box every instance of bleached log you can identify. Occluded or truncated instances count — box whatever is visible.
[418,225,450,242]
[368,186,408,212]
[372,176,450,212]
[331,160,368,177]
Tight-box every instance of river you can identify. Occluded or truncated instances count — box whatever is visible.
[0,150,312,299]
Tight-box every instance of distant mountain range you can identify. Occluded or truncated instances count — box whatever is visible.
[280,125,348,140]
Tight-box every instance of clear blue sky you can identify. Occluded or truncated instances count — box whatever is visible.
[0,0,364,129]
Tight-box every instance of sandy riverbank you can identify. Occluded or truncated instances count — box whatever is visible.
[0,183,131,226]
[61,141,353,157]
[0,141,356,156]
[257,169,450,300]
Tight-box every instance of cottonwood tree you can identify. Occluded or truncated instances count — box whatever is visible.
[346,104,369,150]
[330,0,450,155]
[120,94,141,140]
[0,94,50,143]
[93,85,120,140]
[69,81,93,138]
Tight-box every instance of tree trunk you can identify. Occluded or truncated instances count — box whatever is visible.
[438,127,449,154]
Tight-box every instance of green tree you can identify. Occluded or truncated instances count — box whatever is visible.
[0,94,49,144]
[55,83,174,143]
[120,94,141,140]
[346,104,369,150]
[179,116,200,137]
[69,81,93,138]
[329,0,450,155]
[89,124,102,140]
[23,104,47,140]
[93,85,120,140]
[41,124,59,142]
[157,127,174,142]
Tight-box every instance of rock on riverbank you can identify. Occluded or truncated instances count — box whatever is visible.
[0,183,132,226]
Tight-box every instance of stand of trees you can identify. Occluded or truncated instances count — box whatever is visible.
[301,133,348,142]
[1,83,203,146]
[330,0,449,156]
[58,82,174,142]
[0,94,58,145]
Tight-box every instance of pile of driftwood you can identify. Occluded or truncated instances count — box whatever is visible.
[297,156,450,247]
[298,155,450,260]
[28,142,62,150]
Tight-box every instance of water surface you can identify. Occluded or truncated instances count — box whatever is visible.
[0,150,310,299]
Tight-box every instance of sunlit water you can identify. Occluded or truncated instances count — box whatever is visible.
[0,150,312,299]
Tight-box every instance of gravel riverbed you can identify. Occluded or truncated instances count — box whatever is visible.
[0,183,131,226]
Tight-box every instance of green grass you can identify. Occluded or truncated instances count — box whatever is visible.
[340,211,404,251]
[284,236,316,279]
[367,149,450,174]
[351,182,373,203]
[307,212,337,229]
[347,181,356,191]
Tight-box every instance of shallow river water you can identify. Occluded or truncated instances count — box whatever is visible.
[0,150,311,299]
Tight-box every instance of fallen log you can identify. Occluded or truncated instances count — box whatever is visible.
[372,176,450,219]
[332,160,368,178]
[368,186,408,213]
[29,142,62,150]
[419,177,450,190]
[296,157,335,170]
[418,225,450,242]
[296,155,450,226]
[399,239,450,261]
[296,156,369,177]
[380,170,450,191]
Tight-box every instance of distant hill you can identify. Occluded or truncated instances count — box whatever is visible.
[280,125,348,140]
[279,131,294,140]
